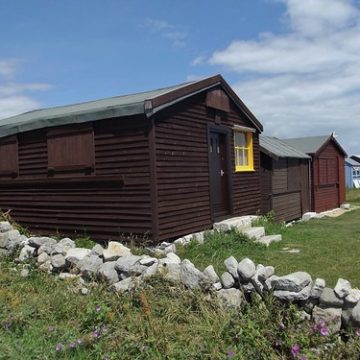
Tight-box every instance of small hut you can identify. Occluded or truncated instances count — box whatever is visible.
[345,158,360,188]
[260,136,311,222]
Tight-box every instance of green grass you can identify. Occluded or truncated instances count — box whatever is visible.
[178,205,360,289]
[346,188,360,205]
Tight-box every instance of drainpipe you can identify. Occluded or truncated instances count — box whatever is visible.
[308,158,312,211]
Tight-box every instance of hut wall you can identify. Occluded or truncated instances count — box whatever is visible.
[154,91,261,241]
[0,116,152,241]
[312,141,345,212]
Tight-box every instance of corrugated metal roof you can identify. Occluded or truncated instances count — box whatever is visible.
[281,135,330,154]
[0,81,194,139]
[346,157,360,166]
[260,136,310,159]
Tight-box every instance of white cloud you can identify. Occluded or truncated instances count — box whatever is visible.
[0,59,50,119]
[201,0,360,153]
[144,18,188,48]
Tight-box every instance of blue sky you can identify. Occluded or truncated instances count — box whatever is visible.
[1,0,360,153]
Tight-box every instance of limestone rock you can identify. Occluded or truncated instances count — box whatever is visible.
[310,278,326,299]
[51,254,66,270]
[91,244,104,257]
[141,263,159,279]
[158,253,180,266]
[273,283,312,302]
[334,278,351,299]
[319,288,344,308]
[20,268,29,278]
[179,259,208,289]
[58,272,78,280]
[52,238,75,255]
[115,255,144,278]
[224,256,239,279]
[221,271,235,289]
[18,245,35,262]
[28,236,57,249]
[97,261,119,284]
[103,241,131,262]
[0,229,22,251]
[203,265,220,284]
[159,263,181,282]
[312,306,342,333]
[345,289,360,304]
[37,252,50,264]
[237,258,256,282]
[38,260,53,274]
[212,282,222,291]
[257,266,275,282]
[78,255,103,280]
[271,272,312,292]
[350,301,360,327]
[0,221,12,233]
[264,275,279,291]
[110,277,141,293]
[65,248,91,267]
[216,288,243,309]
[139,256,159,267]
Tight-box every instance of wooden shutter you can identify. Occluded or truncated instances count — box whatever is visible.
[47,125,95,175]
[0,136,18,177]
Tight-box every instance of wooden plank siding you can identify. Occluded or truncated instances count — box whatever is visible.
[260,153,310,222]
[312,141,345,212]
[0,116,153,242]
[154,91,261,241]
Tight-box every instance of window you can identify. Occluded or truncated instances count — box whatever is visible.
[0,136,18,177]
[234,131,254,172]
[47,125,94,175]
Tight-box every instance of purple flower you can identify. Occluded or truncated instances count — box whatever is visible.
[356,328,360,337]
[300,356,308,360]
[95,305,101,313]
[274,339,282,348]
[69,342,76,350]
[227,350,235,358]
[101,324,109,334]
[279,322,286,330]
[55,343,64,352]
[291,344,301,358]
[92,330,101,339]
[320,326,329,336]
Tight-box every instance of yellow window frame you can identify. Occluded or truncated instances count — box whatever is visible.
[234,131,254,172]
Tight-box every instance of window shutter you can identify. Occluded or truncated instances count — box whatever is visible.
[0,136,18,177]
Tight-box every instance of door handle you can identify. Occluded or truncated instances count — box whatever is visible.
[220,169,224,176]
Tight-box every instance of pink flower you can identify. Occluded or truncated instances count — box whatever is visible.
[291,344,301,358]
[356,328,360,337]
[320,326,329,336]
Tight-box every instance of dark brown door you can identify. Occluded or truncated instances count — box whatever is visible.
[209,131,230,219]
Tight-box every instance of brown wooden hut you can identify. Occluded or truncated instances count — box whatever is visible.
[282,135,347,213]
[260,136,311,222]
[0,75,263,243]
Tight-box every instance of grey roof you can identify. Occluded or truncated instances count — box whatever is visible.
[0,81,194,139]
[260,136,310,159]
[281,135,330,154]
[346,157,360,166]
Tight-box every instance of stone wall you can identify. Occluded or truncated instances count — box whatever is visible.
[0,221,359,333]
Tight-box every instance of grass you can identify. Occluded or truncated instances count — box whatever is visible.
[178,192,360,288]
[346,188,360,205]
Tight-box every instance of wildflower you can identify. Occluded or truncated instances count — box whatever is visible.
[279,321,286,330]
[55,343,64,352]
[92,329,101,339]
[69,342,76,350]
[274,339,281,348]
[291,344,301,358]
[356,328,360,337]
[101,324,109,334]
[77,338,83,345]
[320,326,329,336]
[95,305,101,313]
[300,356,308,360]
[227,350,235,358]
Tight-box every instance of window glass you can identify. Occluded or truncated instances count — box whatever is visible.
[234,131,254,172]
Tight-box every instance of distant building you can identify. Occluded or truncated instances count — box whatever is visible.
[345,157,360,188]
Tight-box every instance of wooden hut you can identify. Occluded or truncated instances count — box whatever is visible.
[282,135,347,213]
[260,136,311,222]
[0,75,263,243]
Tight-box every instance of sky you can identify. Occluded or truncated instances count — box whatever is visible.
[0,0,359,153]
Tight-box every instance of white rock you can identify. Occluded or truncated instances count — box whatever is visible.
[179,260,208,289]
[257,266,275,282]
[78,255,103,280]
[110,277,141,293]
[203,265,220,283]
[241,226,265,240]
[91,244,104,257]
[310,278,326,299]
[103,241,131,262]
[115,255,144,277]
[141,263,159,279]
[224,256,239,279]
[312,306,342,333]
[38,260,53,274]
[37,252,50,264]
[97,261,119,284]
[334,278,352,299]
[20,268,29,278]
[345,289,360,304]
[350,301,360,326]
[159,263,181,282]
[216,288,243,309]
[319,288,344,308]
[0,221,12,233]
[51,254,66,270]
[65,248,91,267]
[80,287,89,295]
[58,272,78,280]
[158,252,181,266]
[273,283,312,302]
[212,282,222,291]
[237,258,256,282]
[139,256,158,267]
[52,238,75,255]
[28,236,57,249]
[271,272,312,292]
[264,275,279,291]
[341,203,351,210]
[18,245,35,262]
[302,212,318,221]
[221,272,235,289]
